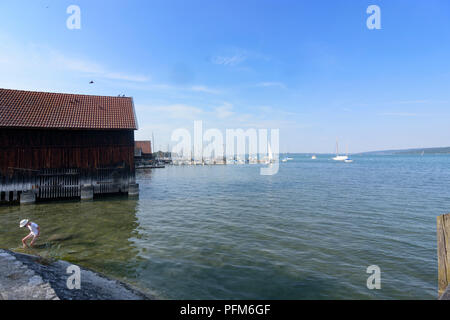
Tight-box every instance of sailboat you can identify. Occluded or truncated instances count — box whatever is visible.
[281,152,293,162]
[264,144,274,164]
[344,145,353,163]
[268,144,274,163]
[332,140,348,161]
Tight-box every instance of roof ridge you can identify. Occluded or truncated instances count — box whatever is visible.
[0,88,132,99]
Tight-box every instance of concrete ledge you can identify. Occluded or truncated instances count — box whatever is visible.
[80,185,94,201]
[0,249,153,300]
[128,183,139,197]
[20,191,36,205]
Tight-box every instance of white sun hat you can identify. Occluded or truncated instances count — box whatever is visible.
[20,219,29,228]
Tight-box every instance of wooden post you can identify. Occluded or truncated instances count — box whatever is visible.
[437,214,450,297]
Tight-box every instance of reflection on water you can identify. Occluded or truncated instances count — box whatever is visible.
[0,197,143,286]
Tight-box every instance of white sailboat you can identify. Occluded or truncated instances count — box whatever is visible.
[332,140,348,161]
[281,152,293,162]
[264,144,275,164]
[344,145,353,163]
[268,144,274,163]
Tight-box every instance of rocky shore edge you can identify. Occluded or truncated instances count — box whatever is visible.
[0,249,154,300]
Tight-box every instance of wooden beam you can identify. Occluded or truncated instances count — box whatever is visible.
[437,213,450,297]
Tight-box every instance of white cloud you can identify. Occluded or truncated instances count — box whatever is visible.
[211,47,270,68]
[214,103,234,119]
[396,100,429,105]
[102,72,149,82]
[256,105,305,118]
[51,51,103,74]
[379,112,422,117]
[0,37,150,84]
[50,51,150,82]
[190,85,221,94]
[211,53,246,66]
[139,104,204,120]
[255,82,286,89]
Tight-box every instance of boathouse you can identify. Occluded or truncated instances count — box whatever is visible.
[0,88,139,204]
[134,141,152,160]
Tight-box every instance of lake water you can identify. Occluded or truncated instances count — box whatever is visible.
[0,154,449,299]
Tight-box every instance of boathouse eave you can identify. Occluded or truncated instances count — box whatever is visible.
[0,126,137,131]
[131,98,139,131]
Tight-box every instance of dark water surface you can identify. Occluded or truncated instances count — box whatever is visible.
[1,155,449,299]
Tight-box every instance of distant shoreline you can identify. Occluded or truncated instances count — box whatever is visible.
[281,147,450,156]
[354,146,450,156]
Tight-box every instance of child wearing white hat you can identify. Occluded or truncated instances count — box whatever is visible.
[19,219,40,248]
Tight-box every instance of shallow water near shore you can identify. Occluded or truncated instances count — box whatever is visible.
[0,154,449,299]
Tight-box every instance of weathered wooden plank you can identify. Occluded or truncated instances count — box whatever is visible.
[0,129,134,177]
[437,213,450,297]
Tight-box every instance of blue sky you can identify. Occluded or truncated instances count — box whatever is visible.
[1,0,450,153]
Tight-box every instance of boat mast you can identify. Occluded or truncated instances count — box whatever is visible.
[152,132,156,161]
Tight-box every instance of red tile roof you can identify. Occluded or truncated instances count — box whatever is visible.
[0,88,138,130]
[135,141,152,154]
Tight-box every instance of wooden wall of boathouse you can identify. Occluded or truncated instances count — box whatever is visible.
[0,128,136,204]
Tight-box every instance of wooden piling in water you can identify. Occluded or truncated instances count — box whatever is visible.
[437,213,450,297]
